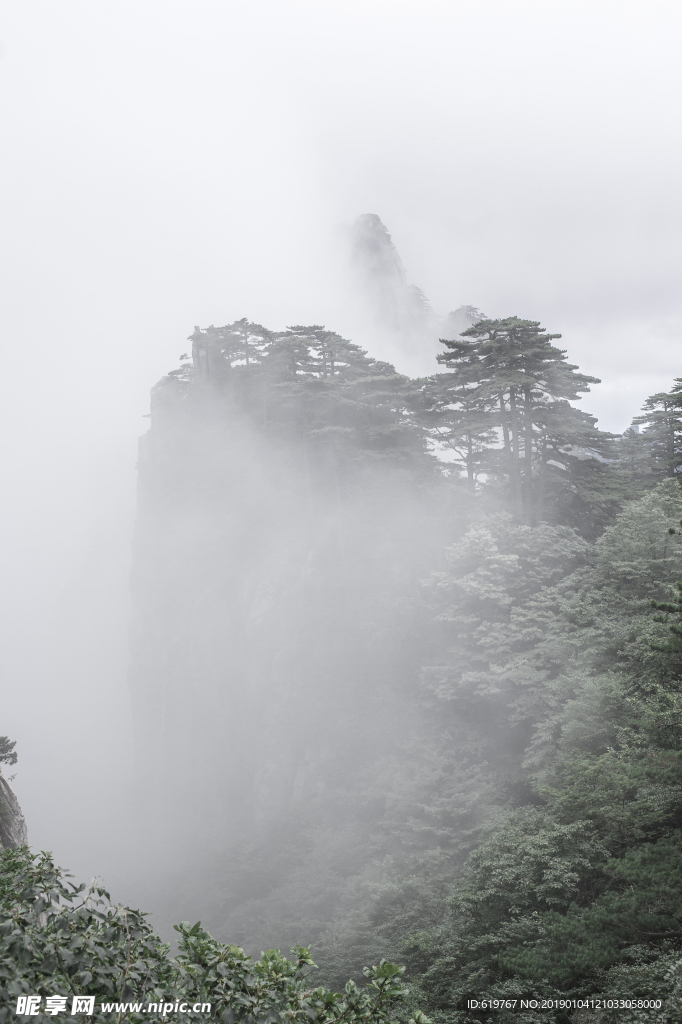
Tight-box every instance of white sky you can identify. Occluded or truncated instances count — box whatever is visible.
[0,0,680,878]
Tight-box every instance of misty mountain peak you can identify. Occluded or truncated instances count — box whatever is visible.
[349,214,407,297]
[346,214,434,348]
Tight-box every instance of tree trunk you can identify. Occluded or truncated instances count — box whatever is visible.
[499,393,515,503]
[665,402,675,477]
[509,388,522,509]
[523,385,533,519]
[536,432,548,525]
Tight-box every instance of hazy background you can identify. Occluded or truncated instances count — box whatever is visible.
[1,0,680,891]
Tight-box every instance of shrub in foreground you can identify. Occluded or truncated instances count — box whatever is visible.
[0,847,427,1023]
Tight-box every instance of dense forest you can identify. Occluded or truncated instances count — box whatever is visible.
[130,317,682,1020]
[3,316,682,1022]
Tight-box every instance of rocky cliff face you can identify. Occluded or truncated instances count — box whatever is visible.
[0,771,28,848]
[127,321,456,872]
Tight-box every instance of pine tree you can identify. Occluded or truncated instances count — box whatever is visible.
[612,424,657,494]
[420,365,497,489]
[0,737,16,767]
[632,379,682,479]
[433,317,604,522]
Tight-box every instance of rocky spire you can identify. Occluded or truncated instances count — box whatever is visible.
[342,215,483,376]
[0,770,28,849]
[347,214,434,342]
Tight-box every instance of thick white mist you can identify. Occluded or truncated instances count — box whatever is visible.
[0,0,680,897]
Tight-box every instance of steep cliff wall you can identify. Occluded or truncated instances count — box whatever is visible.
[0,771,28,849]
[128,323,458,867]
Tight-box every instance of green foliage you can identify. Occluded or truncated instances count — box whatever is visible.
[449,811,606,926]
[204,481,682,1018]
[651,568,682,674]
[0,846,426,1023]
[399,484,682,1020]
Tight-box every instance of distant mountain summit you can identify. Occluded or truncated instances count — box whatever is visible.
[347,214,433,339]
[342,214,483,374]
